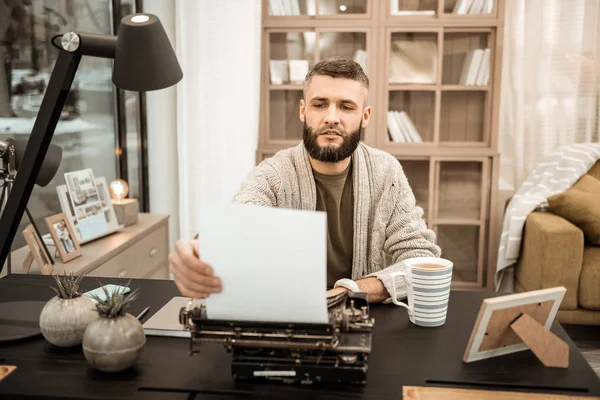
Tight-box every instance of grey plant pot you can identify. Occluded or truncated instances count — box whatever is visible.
[82,313,146,372]
[39,295,98,347]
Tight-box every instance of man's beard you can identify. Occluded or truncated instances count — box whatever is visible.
[303,120,362,163]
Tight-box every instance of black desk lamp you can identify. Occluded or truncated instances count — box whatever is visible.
[0,13,182,343]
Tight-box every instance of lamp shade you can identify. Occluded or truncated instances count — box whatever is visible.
[12,139,63,187]
[112,13,183,91]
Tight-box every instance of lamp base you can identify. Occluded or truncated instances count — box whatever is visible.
[112,198,139,227]
[0,301,46,342]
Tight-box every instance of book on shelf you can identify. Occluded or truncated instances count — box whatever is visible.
[353,49,367,73]
[452,0,494,14]
[457,48,490,86]
[269,60,289,84]
[389,40,437,84]
[268,0,301,15]
[288,59,309,83]
[387,111,423,143]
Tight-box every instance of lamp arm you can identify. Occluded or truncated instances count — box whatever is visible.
[60,32,117,58]
[0,49,81,274]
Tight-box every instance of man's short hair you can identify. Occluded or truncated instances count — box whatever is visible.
[303,56,369,104]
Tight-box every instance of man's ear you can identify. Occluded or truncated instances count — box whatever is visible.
[299,99,305,123]
[362,106,372,128]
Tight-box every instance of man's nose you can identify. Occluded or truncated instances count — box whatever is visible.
[323,104,340,125]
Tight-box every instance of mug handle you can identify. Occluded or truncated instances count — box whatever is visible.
[389,271,413,316]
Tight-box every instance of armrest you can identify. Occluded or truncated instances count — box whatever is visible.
[515,212,584,310]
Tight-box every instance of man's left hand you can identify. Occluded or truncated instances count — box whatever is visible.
[326,286,348,298]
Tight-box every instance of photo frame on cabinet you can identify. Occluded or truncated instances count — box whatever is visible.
[45,213,82,263]
[22,225,53,275]
[56,175,121,244]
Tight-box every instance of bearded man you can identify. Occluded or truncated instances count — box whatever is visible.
[169,56,441,303]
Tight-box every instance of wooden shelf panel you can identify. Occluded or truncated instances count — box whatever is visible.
[440,91,486,143]
[389,32,438,85]
[442,85,489,91]
[437,160,483,220]
[381,145,497,157]
[388,84,437,91]
[269,84,304,90]
[269,90,303,141]
[397,158,430,219]
[436,224,480,284]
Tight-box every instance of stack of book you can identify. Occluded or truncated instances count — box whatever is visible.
[387,111,423,143]
[458,48,490,86]
[452,0,494,14]
[268,0,302,15]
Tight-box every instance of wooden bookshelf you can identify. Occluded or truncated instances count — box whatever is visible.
[258,0,505,290]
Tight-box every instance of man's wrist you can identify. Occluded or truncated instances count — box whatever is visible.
[334,278,360,292]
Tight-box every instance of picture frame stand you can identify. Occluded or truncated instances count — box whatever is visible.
[509,313,569,368]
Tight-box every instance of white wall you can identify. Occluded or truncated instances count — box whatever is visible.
[142,0,179,251]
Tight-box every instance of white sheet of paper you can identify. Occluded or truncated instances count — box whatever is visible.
[198,203,328,324]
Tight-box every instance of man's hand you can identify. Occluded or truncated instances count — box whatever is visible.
[326,286,348,298]
[356,277,390,303]
[169,239,222,298]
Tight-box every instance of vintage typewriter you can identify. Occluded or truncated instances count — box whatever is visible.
[179,291,374,385]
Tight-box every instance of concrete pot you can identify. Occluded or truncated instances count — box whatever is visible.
[39,295,98,347]
[82,313,146,372]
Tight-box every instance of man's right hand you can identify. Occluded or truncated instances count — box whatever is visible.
[169,239,222,299]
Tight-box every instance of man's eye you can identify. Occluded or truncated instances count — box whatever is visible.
[341,105,354,110]
[313,103,325,108]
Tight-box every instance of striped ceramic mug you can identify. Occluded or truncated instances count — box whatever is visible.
[389,257,453,327]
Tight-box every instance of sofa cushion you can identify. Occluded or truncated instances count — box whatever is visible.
[579,246,600,310]
[548,175,600,245]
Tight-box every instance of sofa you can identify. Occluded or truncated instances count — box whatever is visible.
[514,160,600,325]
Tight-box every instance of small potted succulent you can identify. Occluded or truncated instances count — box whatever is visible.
[82,285,146,372]
[39,272,98,347]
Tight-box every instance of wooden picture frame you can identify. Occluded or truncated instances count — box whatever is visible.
[22,225,53,274]
[45,213,82,263]
[463,287,568,368]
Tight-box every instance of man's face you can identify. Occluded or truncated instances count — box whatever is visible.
[300,75,371,163]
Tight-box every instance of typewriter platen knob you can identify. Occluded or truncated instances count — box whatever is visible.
[179,307,189,327]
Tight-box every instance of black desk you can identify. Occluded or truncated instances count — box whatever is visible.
[1,275,599,399]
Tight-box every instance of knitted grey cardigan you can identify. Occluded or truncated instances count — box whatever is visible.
[232,142,441,301]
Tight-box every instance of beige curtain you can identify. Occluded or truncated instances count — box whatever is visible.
[498,0,600,190]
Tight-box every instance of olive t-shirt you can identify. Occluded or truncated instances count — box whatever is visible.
[313,163,354,287]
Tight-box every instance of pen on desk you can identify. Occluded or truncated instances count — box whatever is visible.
[136,306,150,320]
